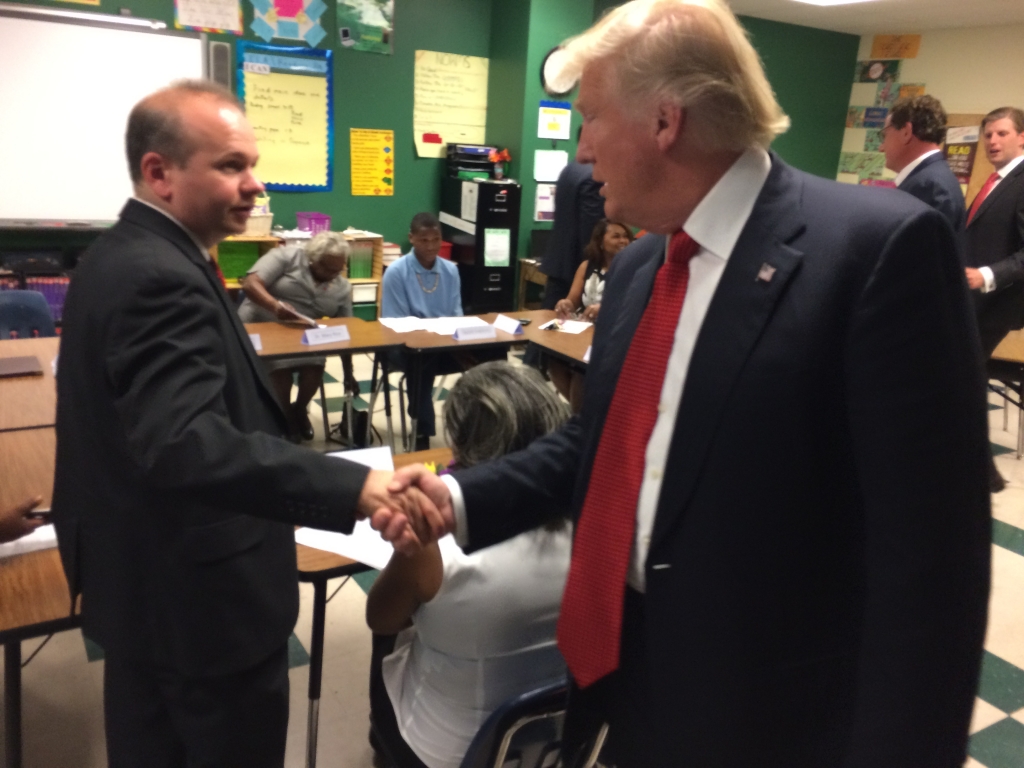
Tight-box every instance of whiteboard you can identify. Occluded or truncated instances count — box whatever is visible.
[0,12,203,224]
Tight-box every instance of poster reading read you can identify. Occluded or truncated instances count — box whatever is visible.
[350,129,394,196]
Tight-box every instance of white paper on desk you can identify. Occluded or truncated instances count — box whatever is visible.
[556,320,592,334]
[379,317,428,333]
[0,524,57,560]
[583,345,591,363]
[293,447,397,569]
[424,316,488,336]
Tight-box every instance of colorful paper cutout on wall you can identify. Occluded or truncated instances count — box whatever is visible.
[898,84,926,100]
[870,34,921,60]
[238,42,333,191]
[248,0,327,47]
[838,151,886,181]
[855,60,901,84]
[846,107,888,129]
[175,0,242,34]
[350,129,394,196]
[337,0,393,54]
[875,81,900,109]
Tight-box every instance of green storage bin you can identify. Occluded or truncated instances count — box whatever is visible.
[216,241,261,280]
[352,303,377,321]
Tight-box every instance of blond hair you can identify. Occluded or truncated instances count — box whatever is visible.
[550,0,789,152]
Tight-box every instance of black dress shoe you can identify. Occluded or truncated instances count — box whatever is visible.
[292,405,315,441]
[414,434,430,451]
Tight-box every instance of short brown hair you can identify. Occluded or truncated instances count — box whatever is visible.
[889,95,947,145]
[982,107,1024,133]
[125,80,242,184]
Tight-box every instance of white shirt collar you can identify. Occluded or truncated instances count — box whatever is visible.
[997,154,1024,179]
[894,148,942,187]
[681,146,772,262]
[132,196,212,261]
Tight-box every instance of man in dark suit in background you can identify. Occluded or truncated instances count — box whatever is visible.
[383,1,991,765]
[539,159,605,308]
[52,81,436,768]
[964,107,1024,355]
[882,95,966,232]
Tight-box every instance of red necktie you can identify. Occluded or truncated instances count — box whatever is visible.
[210,257,227,288]
[967,172,1000,225]
[556,230,700,689]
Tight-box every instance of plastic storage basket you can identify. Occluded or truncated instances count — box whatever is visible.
[296,212,331,233]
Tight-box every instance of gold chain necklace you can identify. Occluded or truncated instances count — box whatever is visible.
[416,271,440,294]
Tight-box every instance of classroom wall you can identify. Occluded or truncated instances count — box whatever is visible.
[856,25,1024,115]
[0,0,492,252]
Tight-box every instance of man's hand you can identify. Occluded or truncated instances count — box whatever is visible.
[0,496,46,545]
[358,469,451,555]
[368,465,456,553]
[965,268,985,291]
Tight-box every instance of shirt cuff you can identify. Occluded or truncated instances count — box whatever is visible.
[980,266,996,293]
[440,474,469,547]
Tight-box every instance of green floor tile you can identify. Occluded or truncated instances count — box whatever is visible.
[991,443,1016,456]
[352,569,380,595]
[989,402,1004,411]
[287,632,310,668]
[969,718,1024,768]
[978,650,1024,713]
[437,388,449,401]
[322,372,338,384]
[992,519,1024,559]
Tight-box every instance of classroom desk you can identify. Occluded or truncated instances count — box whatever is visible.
[399,310,553,451]
[0,337,59,433]
[0,427,79,768]
[294,446,452,768]
[519,310,593,369]
[246,317,407,450]
[989,330,1024,459]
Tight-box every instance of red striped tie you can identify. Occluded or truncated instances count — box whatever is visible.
[557,230,700,689]
[967,172,1000,225]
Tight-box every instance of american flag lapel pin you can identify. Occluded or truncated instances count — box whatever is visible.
[756,263,776,283]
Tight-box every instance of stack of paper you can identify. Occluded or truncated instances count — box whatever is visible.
[378,316,490,336]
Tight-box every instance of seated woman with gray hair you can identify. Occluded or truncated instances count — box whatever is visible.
[238,231,360,441]
[366,361,572,768]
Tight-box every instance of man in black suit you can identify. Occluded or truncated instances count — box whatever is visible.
[964,107,1024,356]
[882,95,966,232]
[382,1,991,766]
[539,160,605,308]
[52,81,437,767]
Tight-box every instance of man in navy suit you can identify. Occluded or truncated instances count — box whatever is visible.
[882,95,966,232]
[381,1,991,765]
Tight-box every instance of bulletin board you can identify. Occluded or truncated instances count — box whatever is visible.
[237,41,333,191]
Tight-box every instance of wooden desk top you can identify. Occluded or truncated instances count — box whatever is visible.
[246,316,406,359]
[398,309,553,352]
[0,428,77,640]
[992,330,1024,365]
[520,311,593,366]
[0,337,59,432]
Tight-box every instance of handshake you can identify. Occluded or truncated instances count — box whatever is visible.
[355,466,457,555]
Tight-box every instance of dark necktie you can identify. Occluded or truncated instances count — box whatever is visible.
[556,230,700,688]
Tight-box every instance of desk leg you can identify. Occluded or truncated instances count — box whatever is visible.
[380,356,395,453]
[4,641,22,768]
[1018,398,1023,460]
[407,355,421,453]
[306,579,327,768]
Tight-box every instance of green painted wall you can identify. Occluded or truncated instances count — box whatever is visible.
[590,2,858,179]
[740,16,858,179]
[1,0,491,252]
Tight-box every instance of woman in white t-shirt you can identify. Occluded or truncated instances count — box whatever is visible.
[367,362,572,768]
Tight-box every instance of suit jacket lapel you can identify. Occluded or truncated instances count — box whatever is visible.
[903,152,941,183]
[969,160,1024,228]
[120,201,287,423]
[650,159,806,548]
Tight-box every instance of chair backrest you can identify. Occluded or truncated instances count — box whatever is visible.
[0,290,57,339]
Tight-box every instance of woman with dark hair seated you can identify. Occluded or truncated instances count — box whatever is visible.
[549,219,634,412]
[367,361,572,768]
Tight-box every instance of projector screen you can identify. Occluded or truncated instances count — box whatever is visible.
[0,11,204,224]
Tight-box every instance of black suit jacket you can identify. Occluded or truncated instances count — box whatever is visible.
[455,157,991,766]
[964,159,1024,354]
[539,162,605,285]
[898,152,966,233]
[52,200,370,677]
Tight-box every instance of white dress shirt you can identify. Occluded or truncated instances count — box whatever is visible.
[977,154,1024,293]
[444,147,771,592]
[132,196,212,262]
[894,148,941,188]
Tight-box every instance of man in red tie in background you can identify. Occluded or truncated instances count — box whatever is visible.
[964,108,1024,354]
[379,1,991,765]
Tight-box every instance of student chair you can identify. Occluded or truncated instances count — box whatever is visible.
[458,680,607,768]
[0,290,57,339]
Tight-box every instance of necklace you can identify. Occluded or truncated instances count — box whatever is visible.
[416,271,440,294]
